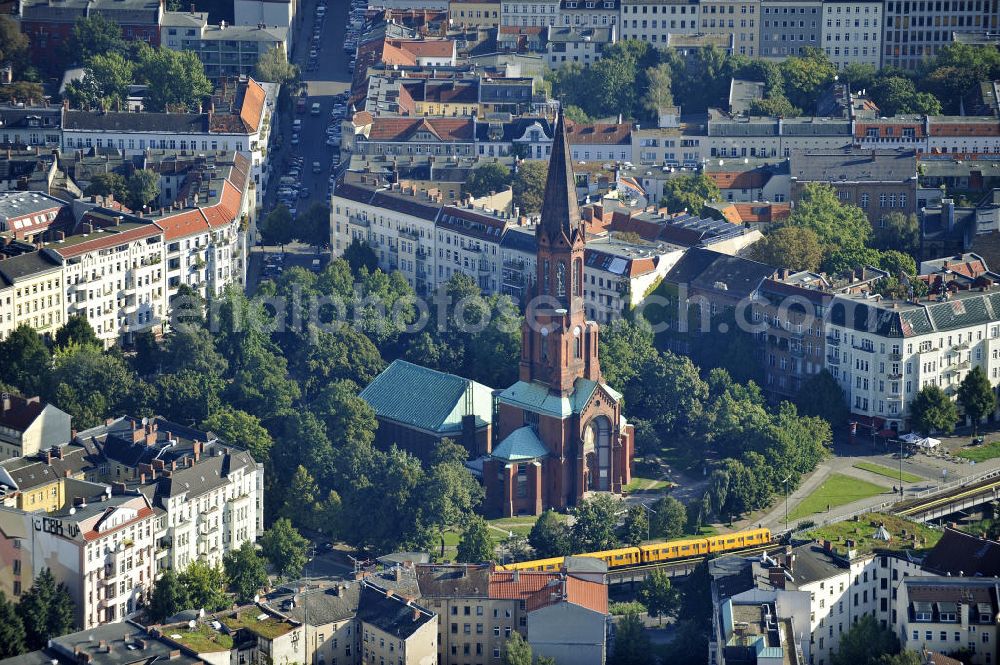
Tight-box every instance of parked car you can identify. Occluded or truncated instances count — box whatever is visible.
[312,161,322,173]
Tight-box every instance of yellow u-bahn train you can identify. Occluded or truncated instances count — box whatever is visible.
[497,527,772,572]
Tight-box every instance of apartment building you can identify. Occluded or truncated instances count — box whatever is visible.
[883,0,999,70]
[0,487,157,628]
[701,0,761,57]
[825,287,1000,431]
[500,0,560,27]
[618,0,701,45]
[0,191,69,242]
[759,0,822,58]
[560,0,620,27]
[582,235,683,323]
[450,0,503,27]
[161,12,289,84]
[819,0,883,68]
[789,149,919,228]
[544,25,617,66]
[0,394,72,461]
[897,578,1000,665]
[0,249,65,341]
[0,442,94,511]
[0,104,63,148]
[79,416,264,574]
[705,112,854,161]
[353,117,478,158]
[61,78,275,209]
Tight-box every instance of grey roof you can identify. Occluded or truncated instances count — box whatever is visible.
[0,191,66,221]
[922,528,1000,577]
[0,106,62,131]
[491,426,549,462]
[539,110,582,245]
[359,359,494,434]
[0,250,61,284]
[63,110,209,134]
[416,564,491,598]
[729,79,766,115]
[265,583,362,626]
[501,224,537,253]
[790,149,918,183]
[355,582,435,639]
[829,288,1000,338]
[0,622,201,665]
[0,444,94,492]
[665,247,775,300]
[786,544,846,586]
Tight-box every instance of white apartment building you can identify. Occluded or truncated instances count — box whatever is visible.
[583,235,683,323]
[619,0,701,44]
[819,0,883,68]
[701,0,760,56]
[882,0,999,70]
[560,0,619,27]
[0,250,65,342]
[0,489,158,629]
[500,0,560,26]
[60,79,276,209]
[705,113,854,161]
[825,288,1000,431]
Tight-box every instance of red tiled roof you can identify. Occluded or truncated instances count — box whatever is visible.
[56,225,161,258]
[488,572,607,614]
[367,117,475,142]
[83,505,154,542]
[930,122,1000,137]
[239,78,267,133]
[388,39,455,58]
[707,170,769,190]
[156,209,209,241]
[562,575,607,614]
[0,394,45,431]
[489,571,558,600]
[381,41,418,66]
[565,120,631,145]
[718,202,791,224]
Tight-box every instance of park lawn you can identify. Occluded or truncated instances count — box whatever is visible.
[805,513,942,555]
[853,461,922,484]
[625,476,671,492]
[787,473,888,521]
[488,514,564,537]
[957,440,1000,462]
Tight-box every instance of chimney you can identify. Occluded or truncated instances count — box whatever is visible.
[131,420,144,443]
[943,198,955,231]
[1,393,9,412]
[193,440,203,462]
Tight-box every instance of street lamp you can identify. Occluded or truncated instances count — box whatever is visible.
[898,436,904,496]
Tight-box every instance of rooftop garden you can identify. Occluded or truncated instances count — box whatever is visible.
[804,513,943,556]
[165,623,234,653]
[221,610,295,640]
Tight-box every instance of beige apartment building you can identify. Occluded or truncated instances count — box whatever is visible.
[0,394,72,461]
[0,249,65,342]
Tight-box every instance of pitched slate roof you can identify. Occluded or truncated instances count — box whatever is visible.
[355,582,435,639]
[416,564,492,598]
[665,247,775,299]
[359,359,494,433]
[0,395,47,431]
[922,528,1000,577]
[830,289,1000,338]
[539,110,581,244]
[492,426,549,462]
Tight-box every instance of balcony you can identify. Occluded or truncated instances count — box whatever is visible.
[852,344,875,353]
[826,336,840,347]
[887,373,903,380]
[826,354,840,365]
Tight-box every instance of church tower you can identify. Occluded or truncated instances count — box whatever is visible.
[518,110,602,395]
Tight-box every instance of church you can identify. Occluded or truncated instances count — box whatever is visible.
[359,111,634,518]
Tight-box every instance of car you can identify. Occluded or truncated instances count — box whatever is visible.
[292,118,302,130]
[309,49,318,58]
[311,102,321,115]
[312,161,322,173]
[290,135,300,146]
[299,188,310,199]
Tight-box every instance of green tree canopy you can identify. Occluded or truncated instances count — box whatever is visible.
[261,518,311,580]
[609,612,652,665]
[223,541,269,604]
[0,325,51,395]
[910,384,959,436]
[179,561,228,613]
[148,569,189,623]
[465,162,511,198]
[0,16,28,73]
[255,45,298,84]
[639,569,679,625]
[872,212,920,256]
[957,365,996,434]
[621,504,648,546]
[650,496,687,539]
[501,632,533,665]
[796,369,849,427]
[0,591,27,658]
[750,226,823,272]
[64,15,126,67]
[831,614,900,665]
[54,315,100,350]
[83,172,128,202]
[456,515,495,563]
[571,494,621,552]
[135,45,213,113]
[512,161,548,215]
[660,174,721,216]
[125,169,161,213]
[529,510,572,558]
[16,569,75,650]
[260,204,295,246]
[786,183,871,256]
[201,407,273,464]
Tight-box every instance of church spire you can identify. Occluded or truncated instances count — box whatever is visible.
[538,108,581,244]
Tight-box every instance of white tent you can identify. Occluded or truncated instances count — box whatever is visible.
[873,525,892,542]
[900,433,924,445]
[919,437,941,449]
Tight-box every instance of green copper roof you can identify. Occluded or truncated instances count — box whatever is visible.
[492,426,549,462]
[359,359,494,433]
[498,379,623,418]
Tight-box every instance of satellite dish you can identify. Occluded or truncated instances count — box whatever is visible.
[199,608,206,618]
[188,620,197,629]
[141,417,149,426]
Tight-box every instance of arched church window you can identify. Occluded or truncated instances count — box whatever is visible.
[543,259,550,295]
[556,261,566,298]
[573,326,582,358]
[573,258,583,296]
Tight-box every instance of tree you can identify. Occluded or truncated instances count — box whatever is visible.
[64,15,126,67]
[255,45,298,84]
[0,591,26,658]
[148,569,189,623]
[910,384,959,436]
[465,162,511,198]
[639,569,679,625]
[336,241,376,277]
[872,212,920,256]
[747,94,800,117]
[529,510,572,558]
[0,16,28,72]
[660,174,721,216]
[650,496,687,539]
[621,505,648,546]
[135,45,213,113]
[958,366,996,435]
[512,161,548,215]
[456,515,495,563]
[179,561,228,613]
[876,653,924,665]
[425,449,484,532]
[787,183,871,256]
[202,407,273,464]
[779,48,836,110]
[54,315,100,350]
[296,202,330,247]
[610,612,652,665]
[16,569,75,650]
[125,169,160,213]
[260,518,311,580]
[501,632,533,665]
[0,325,51,395]
[571,494,620,552]
[796,369,849,427]
[750,226,823,271]
[641,63,674,118]
[65,52,135,110]
[260,204,295,246]
[224,541,269,604]
[83,172,128,202]
[832,614,900,665]
[48,343,135,428]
